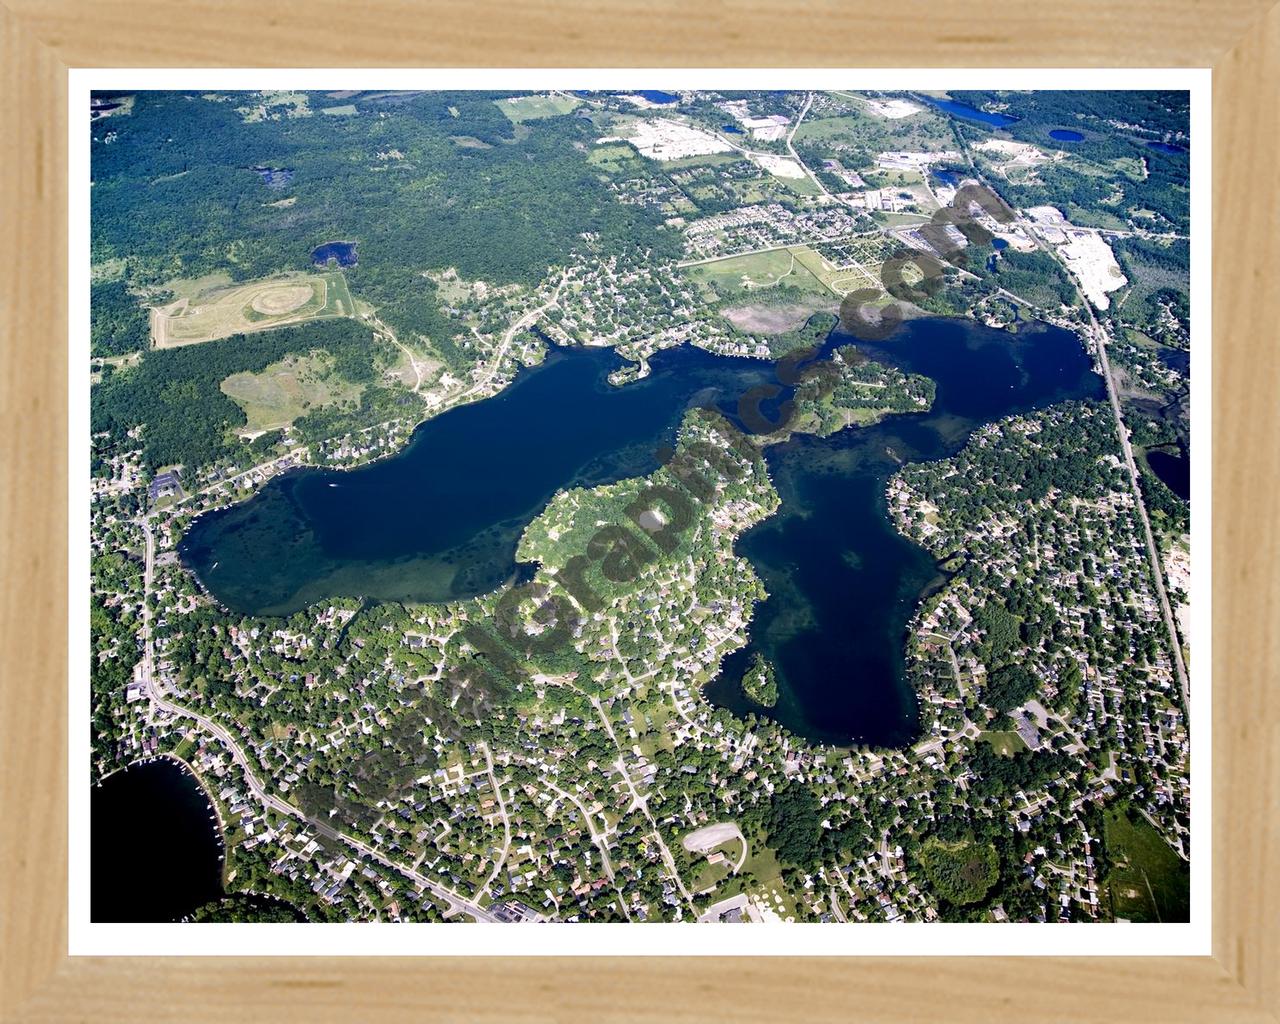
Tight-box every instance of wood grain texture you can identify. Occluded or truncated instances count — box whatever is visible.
[1212,4,1280,1015]
[2,0,1278,67]
[0,3,68,1021]
[1,0,1276,1020]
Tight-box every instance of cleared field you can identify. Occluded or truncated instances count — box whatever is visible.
[495,94,580,123]
[220,351,363,434]
[151,271,355,348]
[796,110,953,153]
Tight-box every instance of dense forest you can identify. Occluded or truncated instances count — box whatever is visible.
[90,278,152,357]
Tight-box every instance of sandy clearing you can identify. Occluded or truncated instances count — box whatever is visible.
[681,821,747,871]
[751,152,807,179]
[620,119,731,161]
[863,97,922,119]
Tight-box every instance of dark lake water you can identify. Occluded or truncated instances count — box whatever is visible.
[925,97,1018,127]
[311,240,358,267]
[722,123,744,134]
[1049,129,1084,142]
[1147,140,1186,154]
[92,757,223,922]
[182,317,1101,747]
[931,168,962,187]
[637,90,679,105]
[1147,447,1190,500]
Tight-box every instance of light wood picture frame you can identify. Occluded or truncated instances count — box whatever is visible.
[2,1,1276,1019]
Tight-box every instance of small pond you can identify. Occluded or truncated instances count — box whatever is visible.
[311,240,358,267]
[1147,447,1191,501]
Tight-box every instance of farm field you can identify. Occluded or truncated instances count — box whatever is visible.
[587,143,647,175]
[150,271,355,348]
[220,351,364,435]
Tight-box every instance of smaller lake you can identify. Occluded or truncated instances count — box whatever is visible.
[253,166,294,189]
[92,757,224,922]
[925,97,1017,127]
[1049,129,1084,142]
[1147,140,1186,154]
[932,168,962,187]
[637,91,679,105]
[722,123,744,134]
[312,240,358,267]
[1147,448,1191,501]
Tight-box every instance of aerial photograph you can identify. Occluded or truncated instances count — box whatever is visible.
[88,87,1192,927]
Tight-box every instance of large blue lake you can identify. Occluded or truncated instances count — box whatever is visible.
[181,317,1102,747]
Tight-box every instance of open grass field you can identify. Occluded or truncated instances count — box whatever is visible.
[495,94,580,123]
[150,271,355,348]
[220,351,364,435]
[686,246,832,300]
[713,844,784,902]
[1102,804,1190,922]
